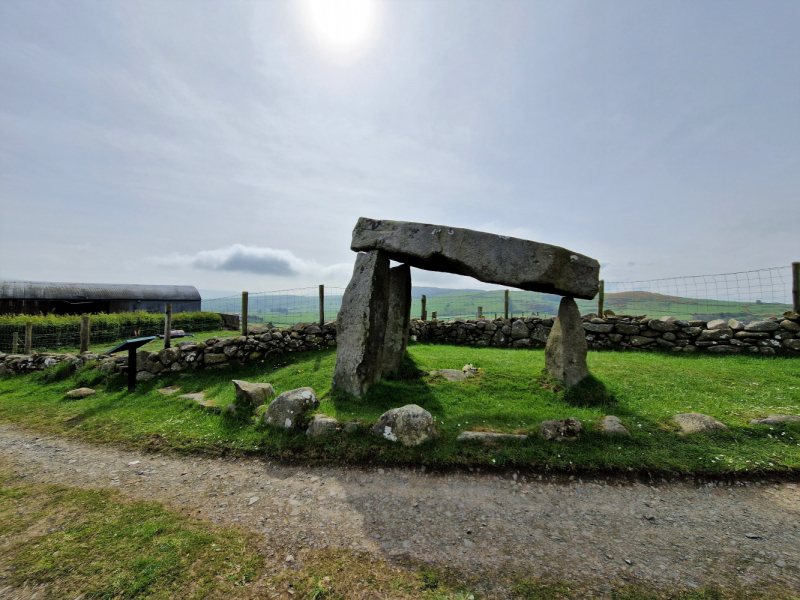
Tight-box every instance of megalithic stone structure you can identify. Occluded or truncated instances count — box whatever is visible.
[333,218,600,396]
[351,217,600,299]
[379,263,412,376]
[331,251,390,397]
[545,297,590,387]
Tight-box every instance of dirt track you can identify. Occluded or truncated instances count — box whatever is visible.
[1,423,799,597]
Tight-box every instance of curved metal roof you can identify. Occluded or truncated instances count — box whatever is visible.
[0,281,201,302]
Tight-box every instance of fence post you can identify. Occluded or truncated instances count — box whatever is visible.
[163,303,173,349]
[432,311,437,320]
[420,295,427,321]
[241,292,249,336]
[319,284,325,325]
[24,322,32,355]
[11,332,18,354]
[793,262,800,313]
[477,306,483,319]
[504,290,509,319]
[598,279,605,317]
[80,315,90,353]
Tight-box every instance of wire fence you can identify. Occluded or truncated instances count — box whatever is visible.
[1,266,794,354]
[201,287,347,329]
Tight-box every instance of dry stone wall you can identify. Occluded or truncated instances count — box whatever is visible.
[1,311,798,378]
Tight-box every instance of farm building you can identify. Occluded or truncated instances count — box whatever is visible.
[0,281,201,316]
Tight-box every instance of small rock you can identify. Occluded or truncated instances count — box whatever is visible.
[540,417,583,441]
[343,420,361,433]
[285,555,294,563]
[263,387,320,429]
[672,413,728,434]
[370,404,437,446]
[65,387,96,398]
[306,414,340,437]
[599,416,629,435]
[750,414,800,425]
[128,461,140,466]
[232,380,275,407]
[248,496,259,505]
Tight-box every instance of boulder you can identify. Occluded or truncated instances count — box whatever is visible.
[783,311,800,321]
[783,339,800,351]
[136,371,155,381]
[750,414,800,425]
[331,250,390,397]
[545,297,590,387]
[744,321,780,332]
[629,335,654,346]
[457,431,526,442]
[370,404,437,446]
[780,320,800,332]
[697,328,733,342]
[306,414,340,437]
[584,323,614,333]
[379,263,412,376]
[728,319,745,331]
[232,380,275,407]
[262,387,320,429]
[599,416,629,435]
[615,323,640,335]
[65,387,96,399]
[672,413,728,435]
[706,319,728,330]
[350,217,600,299]
[540,417,583,441]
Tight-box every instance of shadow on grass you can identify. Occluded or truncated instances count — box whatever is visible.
[330,352,441,416]
[563,374,617,408]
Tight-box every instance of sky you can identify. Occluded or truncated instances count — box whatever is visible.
[1,0,798,298]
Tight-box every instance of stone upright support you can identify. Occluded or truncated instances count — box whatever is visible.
[545,297,589,387]
[379,263,412,376]
[332,251,391,397]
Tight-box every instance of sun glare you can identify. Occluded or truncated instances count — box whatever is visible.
[303,0,377,50]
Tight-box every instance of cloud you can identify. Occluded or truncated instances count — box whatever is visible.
[151,244,351,278]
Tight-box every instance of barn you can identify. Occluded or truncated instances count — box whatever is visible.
[0,281,201,316]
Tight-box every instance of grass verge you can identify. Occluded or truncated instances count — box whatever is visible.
[0,344,798,474]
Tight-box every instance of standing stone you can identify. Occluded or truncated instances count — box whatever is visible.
[545,297,589,387]
[332,251,391,397]
[379,263,411,376]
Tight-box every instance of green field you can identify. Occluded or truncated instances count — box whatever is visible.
[1,344,798,474]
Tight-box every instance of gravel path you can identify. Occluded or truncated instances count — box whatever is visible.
[1,423,799,597]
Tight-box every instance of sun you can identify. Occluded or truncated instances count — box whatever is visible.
[303,0,378,50]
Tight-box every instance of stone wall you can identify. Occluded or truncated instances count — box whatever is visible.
[1,311,798,377]
[409,311,800,356]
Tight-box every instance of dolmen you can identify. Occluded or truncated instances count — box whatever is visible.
[332,217,601,397]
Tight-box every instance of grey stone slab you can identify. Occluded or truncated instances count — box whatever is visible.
[350,217,600,299]
[332,250,391,397]
[379,263,411,376]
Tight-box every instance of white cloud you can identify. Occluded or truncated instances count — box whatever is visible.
[150,244,352,279]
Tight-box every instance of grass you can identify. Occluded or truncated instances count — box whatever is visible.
[1,464,796,599]
[0,344,798,475]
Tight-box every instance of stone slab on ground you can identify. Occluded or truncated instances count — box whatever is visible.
[456,431,527,442]
[306,414,340,437]
[157,386,181,396]
[672,413,728,434]
[350,217,600,299]
[428,369,475,382]
[750,414,800,425]
[65,388,95,399]
[540,417,583,441]
[232,380,275,407]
